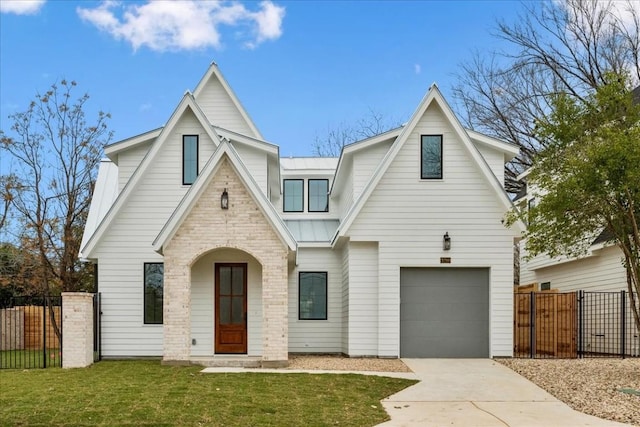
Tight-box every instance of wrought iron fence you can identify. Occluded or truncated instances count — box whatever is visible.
[0,295,63,368]
[514,291,640,358]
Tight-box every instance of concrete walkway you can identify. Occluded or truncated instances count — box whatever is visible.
[378,359,631,427]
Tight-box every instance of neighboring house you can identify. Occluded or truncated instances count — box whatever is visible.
[80,63,522,366]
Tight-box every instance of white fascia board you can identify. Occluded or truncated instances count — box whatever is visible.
[213,126,278,156]
[193,62,263,140]
[104,128,163,163]
[465,129,520,162]
[81,94,222,259]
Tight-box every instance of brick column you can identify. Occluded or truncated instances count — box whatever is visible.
[261,254,289,367]
[163,262,191,363]
[62,292,94,368]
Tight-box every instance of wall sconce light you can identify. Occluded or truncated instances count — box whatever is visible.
[443,232,451,251]
[221,188,229,210]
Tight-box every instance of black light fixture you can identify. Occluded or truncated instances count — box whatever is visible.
[443,232,451,251]
[221,188,229,210]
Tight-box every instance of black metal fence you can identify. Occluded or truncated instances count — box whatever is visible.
[93,293,101,362]
[0,295,63,368]
[514,291,640,358]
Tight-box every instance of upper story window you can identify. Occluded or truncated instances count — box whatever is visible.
[421,135,443,179]
[308,179,329,212]
[183,135,199,185]
[283,179,304,212]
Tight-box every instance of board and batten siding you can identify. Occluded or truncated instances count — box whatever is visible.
[521,245,626,293]
[288,248,342,353]
[190,249,263,357]
[194,76,257,138]
[345,242,379,356]
[94,110,218,356]
[347,102,515,357]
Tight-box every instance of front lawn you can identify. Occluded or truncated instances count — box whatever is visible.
[0,360,416,426]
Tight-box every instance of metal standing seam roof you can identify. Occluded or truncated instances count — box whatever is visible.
[284,219,340,242]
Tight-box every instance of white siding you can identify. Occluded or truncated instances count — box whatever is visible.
[341,243,349,353]
[476,144,505,186]
[288,248,342,353]
[117,142,151,191]
[347,102,515,357]
[94,109,216,357]
[521,245,626,292]
[233,144,268,195]
[346,242,379,356]
[190,249,263,357]
[338,159,354,221]
[194,75,257,137]
[352,141,392,199]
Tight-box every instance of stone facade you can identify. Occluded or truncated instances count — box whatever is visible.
[62,292,94,368]
[163,156,290,364]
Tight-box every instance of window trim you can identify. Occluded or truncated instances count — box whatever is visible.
[143,262,164,325]
[308,179,329,213]
[420,134,443,180]
[298,271,328,320]
[182,135,199,185]
[283,179,304,212]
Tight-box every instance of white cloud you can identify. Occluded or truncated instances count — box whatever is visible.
[139,102,152,112]
[77,0,285,52]
[414,64,421,75]
[0,0,45,15]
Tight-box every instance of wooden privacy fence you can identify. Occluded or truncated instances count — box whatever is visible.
[0,305,62,350]
[514,286,640,358]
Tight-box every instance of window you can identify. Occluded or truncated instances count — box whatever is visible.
[299,272,327,320]
[283,179,304,212]
[144,263,164,324]
[308,179,329,212]
[183,135,199,185]
[541,282,551,291]
[421,135,443,179]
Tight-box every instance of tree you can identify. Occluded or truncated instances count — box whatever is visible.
[507,73,640,332]
[453,0,640,192]
[0,79,112,295]
[312,108,402,157]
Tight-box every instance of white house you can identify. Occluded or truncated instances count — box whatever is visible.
[80,63,522,366]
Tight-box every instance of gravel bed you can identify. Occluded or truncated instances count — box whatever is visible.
[498,358,640,426]
[287,355,411,372]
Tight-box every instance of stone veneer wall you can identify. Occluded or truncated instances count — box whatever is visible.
[163,157,289,364]
[62,292,94,368]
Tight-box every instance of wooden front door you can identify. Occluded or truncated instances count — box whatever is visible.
[215,263,248,354]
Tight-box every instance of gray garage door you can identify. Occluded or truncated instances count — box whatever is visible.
[400,267,489,358]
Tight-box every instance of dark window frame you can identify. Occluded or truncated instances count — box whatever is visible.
[420,134,443,180]
[283,179,304,212]
[308,179,329,212]
[182,135,199,185]
[143,262,164,325]
[298,272,328,320]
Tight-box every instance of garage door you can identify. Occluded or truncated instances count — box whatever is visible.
[400,267,489,358]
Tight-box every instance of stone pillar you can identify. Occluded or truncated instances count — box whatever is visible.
[62,292,94,368]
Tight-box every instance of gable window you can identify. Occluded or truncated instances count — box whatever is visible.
[421,135,443,179]
[308,179,329,212]
[283,179,304,212]
[299,272,327,320]
[183,135,199,185]
[144,263,164,324]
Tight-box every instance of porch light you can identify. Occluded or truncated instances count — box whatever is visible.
[221,188,229,210]
[443,232,451,251]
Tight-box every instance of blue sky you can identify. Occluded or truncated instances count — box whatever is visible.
[0,0,525,157]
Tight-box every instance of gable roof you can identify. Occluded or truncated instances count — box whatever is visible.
[193,62,263,140]
[153,139,296,253]
[104,128,162,164]
[332,84,525,244]
[80,92,222,260]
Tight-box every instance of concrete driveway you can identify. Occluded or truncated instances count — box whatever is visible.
[378,359,631,427]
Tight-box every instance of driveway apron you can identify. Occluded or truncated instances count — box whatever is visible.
[378,359,631,427]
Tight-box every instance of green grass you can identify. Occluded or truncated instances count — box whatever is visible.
[0,360,416,426]
[0,349,62,369]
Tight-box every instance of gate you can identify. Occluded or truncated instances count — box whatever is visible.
[514,290,640,358]
[0,295,63,368]
[93,293,101,362]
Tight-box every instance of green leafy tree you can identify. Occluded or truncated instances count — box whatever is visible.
[507,73,640,332]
